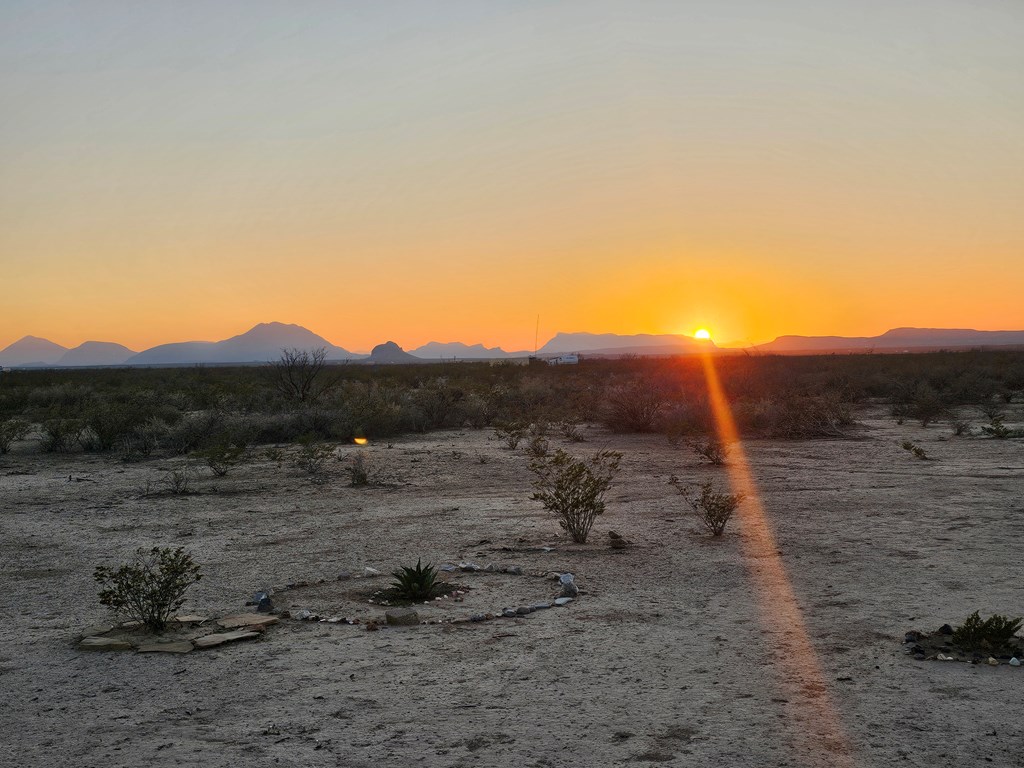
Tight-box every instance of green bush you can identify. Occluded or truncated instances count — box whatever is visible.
[194,442,246,477]
[40,418,84,453]
[93,547,202,632]
[674,479,745,537]
[493,420,528,449]
[0,418,31,454]
[530,449,621,543]
[951,611,1022,652]
[294,438,334,475]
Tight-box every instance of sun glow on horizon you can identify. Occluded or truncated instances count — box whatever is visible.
[694,328,712,340]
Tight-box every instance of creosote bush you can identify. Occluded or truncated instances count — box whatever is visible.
[348,451,369,486]
[493,421,527,449]
[0,418,31,454]
[692,439,728,466]
[530,449,621,543]
[93,547,202,633]
[294,438,334,475]
[900,441,929,460]
[673,479,745,537]
[390,559,441,602]
[160,462,197,494]
[951,611,1022,652]
[194,443,246,477]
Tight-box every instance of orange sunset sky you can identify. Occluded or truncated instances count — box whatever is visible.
[2,2,1023,353]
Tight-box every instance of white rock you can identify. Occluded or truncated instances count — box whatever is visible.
[362,567,381,577]
[1009,657,1020,666]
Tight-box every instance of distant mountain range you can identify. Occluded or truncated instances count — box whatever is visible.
[753,327,1024,354]
[125,322,358,366]
[539,332,711,356]
[2,324,1023,368]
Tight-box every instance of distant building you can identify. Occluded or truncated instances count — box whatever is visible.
[547,354,579,365]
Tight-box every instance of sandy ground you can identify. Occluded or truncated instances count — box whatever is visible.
[1,407,1023,768]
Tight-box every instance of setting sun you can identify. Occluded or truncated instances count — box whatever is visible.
[694,329,712,340]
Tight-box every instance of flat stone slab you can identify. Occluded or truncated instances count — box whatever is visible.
[385,608,420,626]
[193,630,260,649]
[553,597,574,606]
[79,624,114,638]
[217,614,279,630]
[79,637,134,651]
[137,641,194,654]
[173,615,208,624]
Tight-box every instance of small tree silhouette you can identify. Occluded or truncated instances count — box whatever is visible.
[270,347,335,403]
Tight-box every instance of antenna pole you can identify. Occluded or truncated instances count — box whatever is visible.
[534,315,539,355]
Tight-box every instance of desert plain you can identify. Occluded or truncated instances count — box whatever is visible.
[1,406,1022,768]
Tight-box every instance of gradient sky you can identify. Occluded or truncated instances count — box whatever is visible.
[2,1,1022,352]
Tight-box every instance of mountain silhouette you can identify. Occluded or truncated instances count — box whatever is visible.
[411,341,520,359]
[755,327,1024,354]
[58,341,136,367]
[127,322,360,365]
[0,336,68,367]
[539,331,712,356]
[368,341,420,363]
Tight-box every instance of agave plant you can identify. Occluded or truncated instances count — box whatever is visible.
[390,559,440,602]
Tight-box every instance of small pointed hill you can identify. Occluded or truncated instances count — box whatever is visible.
[368,341,420,364]
[58,341,136,367]
[127,322,360,365]
[0,336,68,367]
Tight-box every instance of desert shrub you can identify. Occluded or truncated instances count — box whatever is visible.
[348,451,369,486]
[413,379,465,429]
[557,419,585,442]
[602,379,664,433]
[160,462,197,494]
[0,418,31,453]
[120,417,168,460]
[493,420,528,449]
[294,438,334,475]
[390,559,441,602]
[910,384,946,427]
[692,439,728,466]
[980,401,1006,421]
[457,392,491,428]
[162,412,225,455]
[194,443,246,477]
[40,418,84,452]
[745,393,853,439]
[80,402,146,452]
[951,611,1022,652]
[530,449,621,543]
[890,403,910,425]
[900,441,929,460]
[93,547,202,633]
[525,435,550,458]
[674,479,744,537]
[660,401,713,445]
[263,446,285,464]
[951,418,971,436]
[981,417,1014,439]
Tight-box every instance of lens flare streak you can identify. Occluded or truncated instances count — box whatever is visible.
[698,352,856,766]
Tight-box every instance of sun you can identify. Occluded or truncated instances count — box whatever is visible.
[694,328,712,340]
